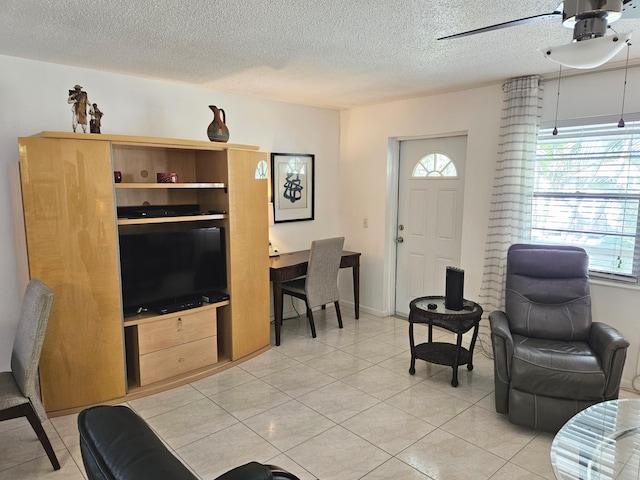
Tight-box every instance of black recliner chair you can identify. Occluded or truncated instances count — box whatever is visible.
[489,244,629,432]
[78,405,300,480]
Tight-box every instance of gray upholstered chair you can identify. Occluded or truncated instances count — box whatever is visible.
[281,237,345,338]
[0,279,59,470]
[490,244,629,432]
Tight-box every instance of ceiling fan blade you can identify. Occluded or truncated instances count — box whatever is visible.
[437,11,562,40]
[623,0,640,18]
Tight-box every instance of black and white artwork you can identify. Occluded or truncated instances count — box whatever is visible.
[271,153,315,223]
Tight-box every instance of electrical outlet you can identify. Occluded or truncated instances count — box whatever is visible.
[363,217,368,228]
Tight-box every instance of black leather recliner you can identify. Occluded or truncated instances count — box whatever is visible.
[78,405,300,480]
[489,244,629,432]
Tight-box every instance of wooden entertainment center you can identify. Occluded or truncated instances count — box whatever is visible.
[16,132,270,415]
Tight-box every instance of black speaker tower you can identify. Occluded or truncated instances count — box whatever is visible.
[445,266,464,311]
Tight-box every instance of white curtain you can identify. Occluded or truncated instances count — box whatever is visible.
[477,75,543,355]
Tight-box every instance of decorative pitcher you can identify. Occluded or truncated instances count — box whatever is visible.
[207,105,230,143]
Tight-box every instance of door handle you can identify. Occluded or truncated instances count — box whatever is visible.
[397,237,404,243]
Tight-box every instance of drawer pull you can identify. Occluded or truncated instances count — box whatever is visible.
[178,358,185,363]
[177,318,183,332]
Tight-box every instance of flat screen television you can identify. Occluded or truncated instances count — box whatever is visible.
[119,226,226,314]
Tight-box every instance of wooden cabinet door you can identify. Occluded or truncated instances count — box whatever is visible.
[19,137,126,412]
[227,150,270,359]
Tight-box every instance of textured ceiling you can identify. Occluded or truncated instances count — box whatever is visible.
[2,0,640,109]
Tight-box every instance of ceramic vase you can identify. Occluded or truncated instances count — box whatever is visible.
[207,105,230,143]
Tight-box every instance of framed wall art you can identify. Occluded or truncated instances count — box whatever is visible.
[271,152,315,223]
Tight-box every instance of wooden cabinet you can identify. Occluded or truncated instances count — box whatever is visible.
[17,132,270,414]
[127,307,219,386]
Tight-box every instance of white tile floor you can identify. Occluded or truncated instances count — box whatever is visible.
[1,308,638,479]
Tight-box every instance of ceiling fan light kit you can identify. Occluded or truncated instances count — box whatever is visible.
[539,32,631,68]
[542,0,631,69]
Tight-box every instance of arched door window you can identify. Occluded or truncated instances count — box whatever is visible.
[412,152,458,178]
[255,160,268,179]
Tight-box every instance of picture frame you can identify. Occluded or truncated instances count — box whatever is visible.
[271,152,315,223]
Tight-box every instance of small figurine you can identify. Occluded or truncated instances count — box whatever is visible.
[67,84,90,132]
[89,103,104,134]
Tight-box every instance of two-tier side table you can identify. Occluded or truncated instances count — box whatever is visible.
[408,296,483,387]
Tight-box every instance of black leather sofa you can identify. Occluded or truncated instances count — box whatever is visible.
[78,405,300,480]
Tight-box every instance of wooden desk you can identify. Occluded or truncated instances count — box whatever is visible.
[269,250,361,346]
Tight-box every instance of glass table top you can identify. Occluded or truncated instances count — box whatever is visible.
[551,399,640,480]
[413,297,480,315]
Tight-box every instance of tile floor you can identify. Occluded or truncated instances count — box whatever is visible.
[1,307,638,479]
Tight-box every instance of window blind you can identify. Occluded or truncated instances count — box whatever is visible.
[533,121,640,281]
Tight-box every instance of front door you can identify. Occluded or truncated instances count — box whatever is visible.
[394,136,467,317]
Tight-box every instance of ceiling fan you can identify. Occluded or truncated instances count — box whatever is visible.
[438,0,639,41]
[438,0,639,68]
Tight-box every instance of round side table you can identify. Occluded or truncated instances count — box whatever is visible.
[551,399,640,480]
[408,296,483,387]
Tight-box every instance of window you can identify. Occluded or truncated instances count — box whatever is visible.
[532,121,640,282]
[255,160,268,179]
[412,153,458,178]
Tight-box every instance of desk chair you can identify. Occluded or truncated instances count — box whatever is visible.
[0,279,59,470]
[281,237,345,338]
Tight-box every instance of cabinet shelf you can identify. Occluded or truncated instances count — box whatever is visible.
[117,214,227,225]
[115,182,226,189]
[123,301,230,327]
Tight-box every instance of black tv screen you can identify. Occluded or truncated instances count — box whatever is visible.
[119,227,226,313]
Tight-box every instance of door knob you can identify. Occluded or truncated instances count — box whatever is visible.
[397,237,404,243]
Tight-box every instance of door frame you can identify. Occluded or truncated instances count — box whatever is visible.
[385,131,469,317]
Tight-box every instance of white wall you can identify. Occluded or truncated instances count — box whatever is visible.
[0,54,341,370]
[340,66,640,390]
[339,85,504,316]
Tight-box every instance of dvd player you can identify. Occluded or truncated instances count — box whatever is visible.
[151,296,203,315]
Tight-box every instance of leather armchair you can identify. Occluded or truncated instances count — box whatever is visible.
[490,244,629,432]
[78,405,300,480]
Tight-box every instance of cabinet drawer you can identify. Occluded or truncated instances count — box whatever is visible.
[139,336,218,386]
[138,310,217,354]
